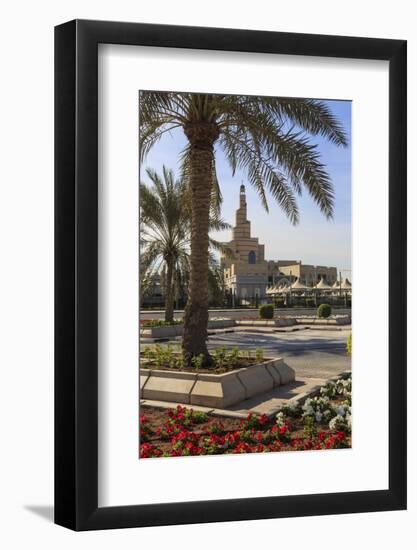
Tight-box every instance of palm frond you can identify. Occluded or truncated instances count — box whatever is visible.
[140,92,347,226]
[255,96,348,147]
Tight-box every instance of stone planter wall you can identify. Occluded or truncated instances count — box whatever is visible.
[140,319,235,338]
[296,315,351,325]
[140,315,350,339]
[235,318,297,327]
[140,358,295,409]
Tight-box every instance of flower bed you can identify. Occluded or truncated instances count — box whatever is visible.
[141,344,267,373]
[139,376,352,458]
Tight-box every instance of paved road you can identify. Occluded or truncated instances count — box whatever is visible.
[207,328,351,380]
[140,307,351,320]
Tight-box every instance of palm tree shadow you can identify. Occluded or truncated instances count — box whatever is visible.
[24,505,54,523]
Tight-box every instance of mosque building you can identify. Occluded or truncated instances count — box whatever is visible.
[221,184,338,300]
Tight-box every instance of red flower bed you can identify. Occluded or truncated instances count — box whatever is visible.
[139,405,350,459]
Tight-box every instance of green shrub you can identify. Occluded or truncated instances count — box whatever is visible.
[214,347,227,370]
[347,333,352,356]
[191,353,205,370]
[255,348,264,363]
[317,303,332,318]
[259,304,274,319]
[227,347,240,367]
[303,416,317,438]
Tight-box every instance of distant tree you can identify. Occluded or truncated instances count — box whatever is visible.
[140,166,230,322]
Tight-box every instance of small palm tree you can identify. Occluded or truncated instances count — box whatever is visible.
[140,93,347,364]
[140,166,230,322]
[140,167,189,322]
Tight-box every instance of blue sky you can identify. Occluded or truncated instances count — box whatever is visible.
[140,98,352,276]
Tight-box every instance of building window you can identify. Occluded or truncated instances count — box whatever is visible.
[248,251,256,264]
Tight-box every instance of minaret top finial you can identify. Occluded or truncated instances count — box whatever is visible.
[240,183,245,194]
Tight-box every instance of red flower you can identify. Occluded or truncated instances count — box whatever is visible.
[267,441,281,452]
[291,438,304,450]
[303,439,314,450]
[205,421,224,435]
[225,431,240,447]
[259,414,269,426]
[256,431,264,442]
[140,443,162,458]
[325,436,336,449]
[233,442,252,454]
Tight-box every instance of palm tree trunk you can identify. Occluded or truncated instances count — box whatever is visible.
[164,259,175,323]
[182,125,218,366]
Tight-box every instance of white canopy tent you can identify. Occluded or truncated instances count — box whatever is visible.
[314,278,332,291]
[330,278,352,294]
[341,278,352,290]
[276,278,312,294]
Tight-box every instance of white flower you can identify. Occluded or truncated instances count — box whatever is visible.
[315,411,323,422]
[329,415,346,431]
[276,412,286,427]
[334,405,346,417]
[346,413,352,429]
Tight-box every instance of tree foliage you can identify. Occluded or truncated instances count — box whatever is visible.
[140,92,348,223]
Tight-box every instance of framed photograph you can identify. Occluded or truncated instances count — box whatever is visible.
[55,19,406,530]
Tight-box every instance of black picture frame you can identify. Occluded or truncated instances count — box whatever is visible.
[55,19,407,531]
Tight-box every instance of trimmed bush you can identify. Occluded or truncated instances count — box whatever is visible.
[317,303,332,319]
[259,304,274,319]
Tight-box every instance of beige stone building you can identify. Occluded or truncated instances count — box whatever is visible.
[221,185,268,299]
[267,260,338,286]
[221,185,338,299]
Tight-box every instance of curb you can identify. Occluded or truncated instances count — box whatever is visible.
[140,399,248,419]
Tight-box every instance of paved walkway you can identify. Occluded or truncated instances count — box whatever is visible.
[207,327,350,414]
[207,327,350,376]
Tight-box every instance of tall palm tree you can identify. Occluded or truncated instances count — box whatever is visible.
[140,166,230,322]
[140,93,348,364]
